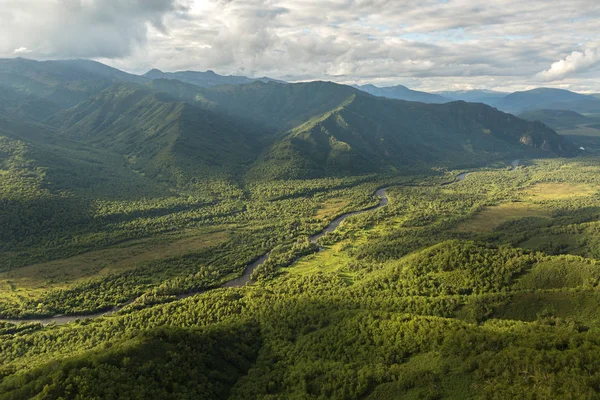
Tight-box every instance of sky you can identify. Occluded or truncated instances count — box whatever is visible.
[1,0,600,93]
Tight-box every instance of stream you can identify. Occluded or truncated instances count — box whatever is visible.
[3,161,519,326]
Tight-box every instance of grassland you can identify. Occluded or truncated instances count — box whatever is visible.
[523,182,597,200]
[454,181,598,234]
[314,198,351,220]
[0,228,229,302]
[286,240,376,286]
[519,233,584,254]
[456,202,549,233]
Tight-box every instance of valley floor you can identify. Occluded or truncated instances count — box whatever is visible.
[3,157,600,399]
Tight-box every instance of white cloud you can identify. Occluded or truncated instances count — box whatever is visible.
[13,47,31,54]
[2,0,600,91]
[538,48,600,81]
[0,0,188,59]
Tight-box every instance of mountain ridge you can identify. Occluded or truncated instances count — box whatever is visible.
[0,58,581,187]
[48,83,266,186]
[247,89,578,179]
[143,68,286,88]
[494,88,600,114]
[354,84,450,104]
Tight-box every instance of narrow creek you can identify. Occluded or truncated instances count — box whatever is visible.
[4,161,519,326]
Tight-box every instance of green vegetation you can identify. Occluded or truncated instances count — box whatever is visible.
[0,58,143,121]
[249,90,576,179]
[2,58,600,399]
[2,157,600,399]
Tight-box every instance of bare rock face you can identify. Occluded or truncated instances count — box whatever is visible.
[520,135,533,146]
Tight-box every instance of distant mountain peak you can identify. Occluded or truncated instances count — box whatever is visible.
[354,84,450,104]
[143,68,165,78]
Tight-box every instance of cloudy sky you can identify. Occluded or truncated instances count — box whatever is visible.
[2,0,600,92]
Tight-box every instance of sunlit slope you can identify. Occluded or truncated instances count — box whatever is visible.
[249,91,578,179]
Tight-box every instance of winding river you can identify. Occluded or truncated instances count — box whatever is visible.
[222,188,389,289]
[2,188,390,326]
[3,161,520,326]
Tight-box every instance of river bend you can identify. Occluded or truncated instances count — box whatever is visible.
[4,160,519,325]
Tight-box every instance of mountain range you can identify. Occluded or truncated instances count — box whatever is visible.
[353,84,600,143]
[0,57,582,193]
[354,85,600,115]
[143,68,285,87]
[493,88,600,114]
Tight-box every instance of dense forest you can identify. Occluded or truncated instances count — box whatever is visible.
[3,156,600,399]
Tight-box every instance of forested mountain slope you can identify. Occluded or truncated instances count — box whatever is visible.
[0,58,144,121]
[519,109,593,129]
[43,80,578,183]
[47,83,267,186]
[249,91,578,179]
[0,111,162,194]
[196,81,361,131]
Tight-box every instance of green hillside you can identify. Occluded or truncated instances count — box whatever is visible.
[197,81,361,131]
[0,112,161,195]
[49,83,266,187]
[0,58,144,121]
[250,92,578,179]
[45,80,577,182]
[0,86,62,122]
